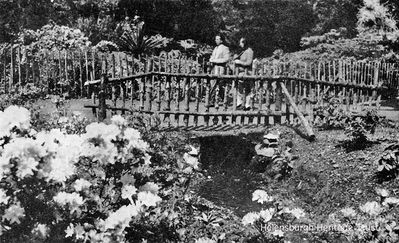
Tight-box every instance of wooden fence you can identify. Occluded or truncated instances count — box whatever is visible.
[1,46,398,136]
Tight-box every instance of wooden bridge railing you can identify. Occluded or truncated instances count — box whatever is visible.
[78,51,389,140]
[0,46,398,95]
[0,46,397,136]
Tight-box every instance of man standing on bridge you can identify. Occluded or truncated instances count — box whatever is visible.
[209,34,230,106]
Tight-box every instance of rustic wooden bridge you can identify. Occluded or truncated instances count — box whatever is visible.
[1,46,398,138]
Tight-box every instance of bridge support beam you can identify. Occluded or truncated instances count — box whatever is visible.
[280,81,315,141]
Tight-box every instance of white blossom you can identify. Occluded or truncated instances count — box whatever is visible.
[195,237,216,243]
[242,212,260,225]
[111,115,127,127]
[360,201,383,216]
[252,189,273,204]
[73,179,91,191]
[259,208,275,222]
[0,189,9,204]
[0,106,30,137]
[121,185,138,201]
[137,191,162,207]
[383,197,399,207]
[104,204,140,230]
[139,182,159,194]
[340,207,357,218]
[2,203,25,224]
[271,229,284,237]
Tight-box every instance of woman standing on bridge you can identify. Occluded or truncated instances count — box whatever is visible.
[234,37,254,110]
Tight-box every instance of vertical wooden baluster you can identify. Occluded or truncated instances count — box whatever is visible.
[2,49,6,93]
[275,80,282,124]
[9,46,14,92]
[390,63,394,88]
[317,61,321,104]
[231,77,237,125]
[120,54,126,115]
[285,79,290,124]
[222,78,229,125]
[213,84,220,125]
[57,50,62,94]
[78,50,83,97]
[64,51,68,95]
[156,56,162,112]
[138,55,142,73]
[194,57,200,126]
[174,75,180,127]
[17,46,21,90]
[125,52,129,76]
[131,54,136,107]
[309,81,315,123]
[84,50,89,98]
[257,76,263,125]
[183,75,190,127]
[72,51,77,97]
[49,51,54,93]
[204,78,210,126]
[120,83,126,115]
[360,62,365,110]
[165,74,172,126]
[111,53,117,113]
[92,49,96,87]
[29,54,33,88]
[270,79,276,125]
[302,80,308,118]
[195,77,200,126]
[341,60,349,111]
[139,74,145,111]
[338,60,343,105]
[146,56,153,112]
[98,63,107,121]
[372,62,379,107]
[327,61,331,83]
[345,60,350,110]
[119,52,123,78]
[349,60,355,111]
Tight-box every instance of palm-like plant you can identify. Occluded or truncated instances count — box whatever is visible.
[117,17,171,55]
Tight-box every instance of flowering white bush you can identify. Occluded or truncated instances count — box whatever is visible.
[0,106,168,242]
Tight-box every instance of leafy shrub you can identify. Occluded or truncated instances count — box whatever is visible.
[313,96,351,129]
[0,83,47,111]
[344,109,381,149]
[376,143,399,180]
[345,117,369,145]
[17,24,91,52]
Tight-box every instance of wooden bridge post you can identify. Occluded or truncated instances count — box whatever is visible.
[275,79,282,124]
[10,46,13,92]
[372,62,380,107]
[98,72,107,121]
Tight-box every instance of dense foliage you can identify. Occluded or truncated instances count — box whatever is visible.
[1,0,398,58]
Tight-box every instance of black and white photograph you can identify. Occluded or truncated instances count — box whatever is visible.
[1,0,399,242]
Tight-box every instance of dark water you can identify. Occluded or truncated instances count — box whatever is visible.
[196,135,266,216]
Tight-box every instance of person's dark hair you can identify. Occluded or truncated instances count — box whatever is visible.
[216,33,225,43]
[240,37,249,48]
